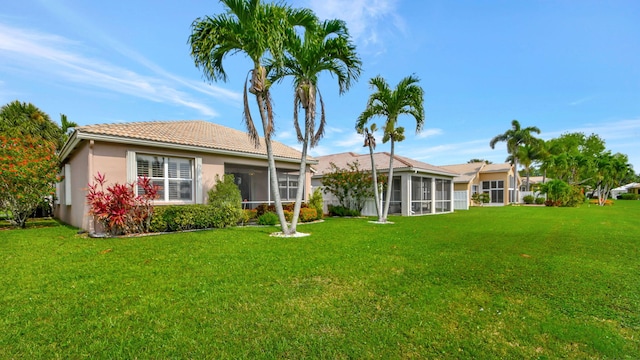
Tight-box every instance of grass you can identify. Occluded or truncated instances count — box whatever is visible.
[1,202,639,359]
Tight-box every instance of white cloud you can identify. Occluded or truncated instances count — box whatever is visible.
[304,0,404,47]
[0,22,240,117]
[416,128,444,139]
[568,95,595,106]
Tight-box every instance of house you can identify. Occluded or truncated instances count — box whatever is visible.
[519,176,547,192]
[55,120,316,232]
[438,162,520,206]
[312,152,458,216]
[611,182,640,198]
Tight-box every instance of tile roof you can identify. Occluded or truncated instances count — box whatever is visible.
[313,152,458,177]
[439,162,485,183]
[73,120,309,161]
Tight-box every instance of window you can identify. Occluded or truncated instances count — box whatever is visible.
[482,180,504,204]
[136,154,193,202]
[472,184,479,195]
[278,170,300,201]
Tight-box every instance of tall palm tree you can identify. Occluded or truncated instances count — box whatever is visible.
[60,113,78,144]
[490,120,541,202]
[510,139,544,191]
[357,75,425,222]
[270,18,361,233]
[357,123,383,220]
[189,0,315,234]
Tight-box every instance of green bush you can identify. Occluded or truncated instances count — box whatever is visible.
[523,195,535,204]
[150,204,241,232]
[299,208,318,222]
[328,204,360,217]
[535,197,545,205]
[257,212,278,226]
[618,193,639,200]
[308,188,324,219]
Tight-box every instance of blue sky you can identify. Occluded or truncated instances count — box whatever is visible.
[1,0,639,171]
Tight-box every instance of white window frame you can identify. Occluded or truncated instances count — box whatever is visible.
[127,151,202,204]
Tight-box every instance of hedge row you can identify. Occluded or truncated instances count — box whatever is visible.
[150,204,242,232]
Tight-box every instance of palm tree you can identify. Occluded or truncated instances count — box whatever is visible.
[60,114,78,144]
[270,18,361,233]
[189,0,315,234]
[511,139,544,191]
[358,123,383,220]
[356,75,425,222]
[490,120,541,202]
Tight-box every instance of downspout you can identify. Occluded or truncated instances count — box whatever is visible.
[87,140,95,234]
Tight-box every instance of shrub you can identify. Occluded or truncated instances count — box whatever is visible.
[299,208,318,222]
[257,212,278,225]
[534,197,545,205]
[328,204,360,217]
[471,193,490,206]
[239,209,258,225]
[150,204,241,232]
[255,204,276,217]
[589,199,614,206]
[523,195,535,204]
[308,188,324,219]
[618,193,639,200]
[208,174,242,208]
[86,173,157,235]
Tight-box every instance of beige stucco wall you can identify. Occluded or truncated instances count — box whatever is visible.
[56,140,312,231]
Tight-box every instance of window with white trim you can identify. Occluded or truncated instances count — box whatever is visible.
[136,154,193,202]
[482,180,504,204]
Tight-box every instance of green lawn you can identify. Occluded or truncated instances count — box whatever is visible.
[2,202,639,359]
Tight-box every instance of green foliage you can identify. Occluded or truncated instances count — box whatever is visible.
[321,161,384,212]
[0,136,59,228]
[535,196,545,205]
[0,100,65,149]
[539,179,584,207]
[308,188,324,219]
[471,192,490,205]
[208,174,242,208]
[618,193,639,200]
[150,204,240,232]
[523,195,535,204]
[257,212,278,226]
[327,204,360,217]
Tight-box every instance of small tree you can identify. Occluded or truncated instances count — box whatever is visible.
[308,187,324,220]
[0,136,59,228]
[207,174,243,223]
[321,161,386,214]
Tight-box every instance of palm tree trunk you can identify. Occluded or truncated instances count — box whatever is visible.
[368,144,382,221]
[289,113,312,234]
[382,139,395,221]
[256,92,290,234]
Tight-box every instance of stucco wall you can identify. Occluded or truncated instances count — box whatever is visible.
[57,140,311,232]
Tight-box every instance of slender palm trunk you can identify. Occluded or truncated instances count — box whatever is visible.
[513,158,519,203]
[256,92,290,234]
[289,113,311,233]
[368,144,382,221]
[525,167,531,192]
[382,139,395,221]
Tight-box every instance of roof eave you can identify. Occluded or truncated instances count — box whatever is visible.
[62,131,317,165]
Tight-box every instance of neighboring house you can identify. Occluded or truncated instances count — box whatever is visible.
[611,182,640,198]
[312,152,458,216]
[439,162,520,206]
[519,176,546,192]
[55,120,316,232]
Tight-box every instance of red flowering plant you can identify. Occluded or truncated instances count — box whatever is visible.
[86,172,158,235]
[0,136,59,228]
